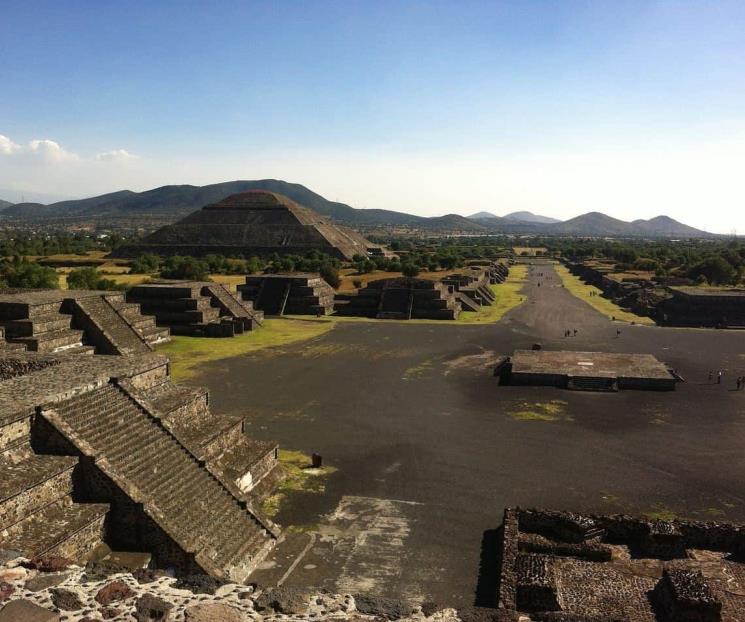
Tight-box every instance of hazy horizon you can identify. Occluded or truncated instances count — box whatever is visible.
[2,1,745,233]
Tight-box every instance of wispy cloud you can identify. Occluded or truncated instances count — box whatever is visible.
[95,149,138,162]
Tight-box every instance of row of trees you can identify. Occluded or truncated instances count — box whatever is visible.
[0,232,126,257]
[551,238,745,285]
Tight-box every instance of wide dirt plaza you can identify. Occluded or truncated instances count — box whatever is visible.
[185,262,745,607]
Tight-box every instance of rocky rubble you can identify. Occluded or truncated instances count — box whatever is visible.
[0,554,472,622]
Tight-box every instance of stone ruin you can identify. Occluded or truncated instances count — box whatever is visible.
[497,350,678,392]
[238,273,335,316]
[0,290,170,355]
[441,268,497,312]
[127,280,263,337]
[498,507,745,620]
[0,351,281,583]
[114,190,374,261]
[656,287,745,328]
[335,277,462,320]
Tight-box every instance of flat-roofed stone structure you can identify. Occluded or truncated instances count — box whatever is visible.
[658,287,745,328]
[500,349,676,391]
[114,190,374,261]
[0,351,280,581]
[238,273,335,316]
[498,507,742,620]
[0,289,169,354]
[336,277,461,320]
[127,280,263,337]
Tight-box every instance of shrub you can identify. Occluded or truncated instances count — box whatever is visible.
[319,263,340,289]
[160,256,210,281]
[0,258,59,289]
[67,267,120,290]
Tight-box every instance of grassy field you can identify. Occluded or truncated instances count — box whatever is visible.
[457,264,528,324]
[554,264,655,325]
[156,318,336,380]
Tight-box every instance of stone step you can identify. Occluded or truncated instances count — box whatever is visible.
[2,312,72,337]
[0,452,78,529]
[1,498,109,561]
[9,328,84,353]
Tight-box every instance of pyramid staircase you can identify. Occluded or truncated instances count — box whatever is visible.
[239,274,335,316]
[104,294,171,347]
[127,282,262,337]
[41,382,278,580]
[0,292,167,355]
[201,283,263,330]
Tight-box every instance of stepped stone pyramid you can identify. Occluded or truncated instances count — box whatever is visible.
[127,280,263,337]
[0,289,170,354]
[115,190,373,261]
[0,352,280,580]
[238,273,335,316]
[336,277,462,320]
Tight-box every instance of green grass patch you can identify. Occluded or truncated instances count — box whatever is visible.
[157,318,336,380]
[262,449,337,519]
[508,399,571,422]
[554,265,655,325]
[457,265,528,324]
[402,358,435,380]
[643,504,678,521]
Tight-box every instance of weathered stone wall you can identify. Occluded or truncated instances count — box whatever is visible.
[0,358,59,381]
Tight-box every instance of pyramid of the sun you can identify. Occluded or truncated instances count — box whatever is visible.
[116,190,373,260]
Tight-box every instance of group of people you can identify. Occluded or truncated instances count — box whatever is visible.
[564,329,578,337]
[708,369,745,389]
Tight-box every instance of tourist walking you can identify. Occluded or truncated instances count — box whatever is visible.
[717,370,723,384]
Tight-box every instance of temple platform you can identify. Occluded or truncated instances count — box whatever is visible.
[503,349,676,391]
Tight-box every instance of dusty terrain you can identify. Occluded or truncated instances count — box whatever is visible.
[195,263,745,608]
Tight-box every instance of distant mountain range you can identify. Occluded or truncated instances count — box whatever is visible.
[467,210,561,224]
[0,179,713,238]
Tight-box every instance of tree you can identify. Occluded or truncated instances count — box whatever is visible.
[688,256,736,285]
[319,263,340,289]
[67,267,119,290]
[160,256,210,281]
[0,258,59,289]
[130,253,161,274]
[402,263,420,278]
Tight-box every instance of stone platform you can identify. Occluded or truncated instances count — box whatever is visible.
[503,350,676,391]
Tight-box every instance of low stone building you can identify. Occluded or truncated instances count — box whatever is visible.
[498,507,744,619]
[0,290,169,355]
[657,287,745,328]
[0,351,280,582]
[127,281,263,337]
[238,273,335,316]
[336,277,461,320]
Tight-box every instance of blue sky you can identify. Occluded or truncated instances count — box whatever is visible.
[2,1,745,231]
